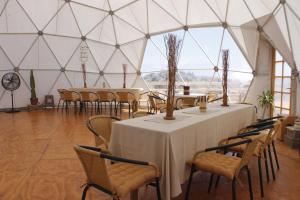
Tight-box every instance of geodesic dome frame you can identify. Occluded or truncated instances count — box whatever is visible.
[0,0,300,109]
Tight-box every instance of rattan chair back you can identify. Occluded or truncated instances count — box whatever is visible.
[74,145,113,191]
[87,115,120,148]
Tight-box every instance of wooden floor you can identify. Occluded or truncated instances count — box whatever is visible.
[0,108,300,200]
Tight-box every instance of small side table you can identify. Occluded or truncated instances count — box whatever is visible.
[284,126,300,149]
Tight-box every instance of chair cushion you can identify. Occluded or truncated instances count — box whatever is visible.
[190,152,241,180]
[108,162,159,197]
[225,131,268,156]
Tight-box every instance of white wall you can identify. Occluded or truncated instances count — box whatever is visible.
[297,79,300,117]
[245,35,273,119]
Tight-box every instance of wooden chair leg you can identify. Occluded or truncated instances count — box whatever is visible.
[263,149,270,182]
[82,185,90,200]
[246,166,253,200]
[232,178,236,200]
[272,140,280,170]
[155,178,161,200]
[258,156,264,197]
[57,99,61,111]
[268,144,276,180]
[208,174,214,193]
[185,164,195,200]
[215,175,220,188]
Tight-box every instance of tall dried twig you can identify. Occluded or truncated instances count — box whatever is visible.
[222,49,229,106]
[164,34,182,120]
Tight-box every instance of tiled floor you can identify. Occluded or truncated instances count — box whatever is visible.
[0,108,299,200]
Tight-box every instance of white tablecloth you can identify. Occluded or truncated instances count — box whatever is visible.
[110,104,256,199]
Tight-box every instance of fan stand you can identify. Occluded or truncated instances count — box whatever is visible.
[6,90,20,113]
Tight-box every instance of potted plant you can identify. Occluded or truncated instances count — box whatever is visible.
[30,69,38,105]
[258,90,274,119]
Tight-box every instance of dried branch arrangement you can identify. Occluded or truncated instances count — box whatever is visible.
[164,34,182,120]
[222,49,229,106]
[122,64,127,88]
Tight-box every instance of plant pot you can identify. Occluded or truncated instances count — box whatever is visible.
[30,98,38,105]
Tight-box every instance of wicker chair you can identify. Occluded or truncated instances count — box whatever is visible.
[175,97,197,109]
[148,95,167,114]
[97,91,116,115]
[62,90,81,110]
[207,92,217,103]
[74,145,161,200]
[57,89,66,110]
[79,91,99,113]
[219,121,281,197]
[86,115,120,149]
[116,92,135,118]
[185,138,259,200]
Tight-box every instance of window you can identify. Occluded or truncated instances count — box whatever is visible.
[272,50,291,116]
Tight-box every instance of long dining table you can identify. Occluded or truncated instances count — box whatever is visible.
[110,103,256,200]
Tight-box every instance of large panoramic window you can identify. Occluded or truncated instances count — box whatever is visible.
[141,27,253,103]
[272,50,291,116]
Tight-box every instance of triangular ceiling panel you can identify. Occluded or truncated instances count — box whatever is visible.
[178,31,214,70]
[44,3,81,37]
[86,40,115,70]
[263,6,294,67]
[0,0,37,33]
[120,38,146,69]
[44,35,81,67]
[187,0,221,26]
[109,0,136,11]
[49,72,73,99]
[113,16,145,44]
[20,36,61,70]
[65,71,99,88]
[187,27,224,67]
[132,75,149,90]
[104,73,136,88]
[0,34,37,66]
[87,15,116,45]
[206,0,228,22]
[226,0,255,27]
[0,0,8,13]
[218,30,252,73]
[65,42,100,73]
[229,26,259,69]
[103,49,136,73]
[148,0,181,33]
[244,0,279,26]
[287,0,300,19]
[153,0,188,25]
[70,2,107,36]
[114,0,147,33]
[141,37,167,72]
[94,75,110,88]
[31,70,61,97]
[72,0,109,11]
[286,5,300,69]
[0,47,14,70]
[18,0,62,30]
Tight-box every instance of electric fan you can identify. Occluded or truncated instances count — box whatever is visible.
[1,72,21,113]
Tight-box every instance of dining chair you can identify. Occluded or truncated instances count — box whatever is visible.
[86,115,120,149]
[148,95,167,114]
[185,138,259,200]
[116,92,135,118]
[219,122,281,197]
[62,90,81,111]
[74,145,161,200]
[57,89,66,110]
[97,91,116,115]
[175,97,197,109]
[207,92,217,103]
[79,91,99,113]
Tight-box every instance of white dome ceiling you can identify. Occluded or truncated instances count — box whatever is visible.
[0,0,299,108]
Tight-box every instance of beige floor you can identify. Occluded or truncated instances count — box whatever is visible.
[0,108,299,200]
